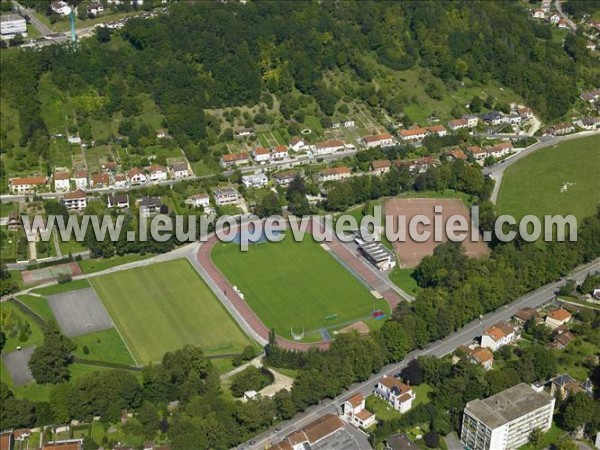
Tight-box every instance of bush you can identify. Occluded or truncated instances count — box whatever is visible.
[424,431,440,448]
[57,273,72,284]
[230,366,273,397]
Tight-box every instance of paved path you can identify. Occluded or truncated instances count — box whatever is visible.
[555,0,577,31]
[245,258,600,449]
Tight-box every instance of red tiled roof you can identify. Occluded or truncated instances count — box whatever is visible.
[254,147,269,155]
[127,167,143,179]
[363,133,393,142]
[449,118,468,127]
[379,376,411,394]
[320,166,351,176]
[74,170,88,178]
[221,152,249,162]
[315,140,345,149]
[301,414,344,444]
[346,393,364,408]
[427,125,446,133]
[356,409,374,421]
[9,176,47,186]
[399,128,427,137]
[54,171,70,180]
[447,149,467,160]
[273,145,288,153]
[470,347,493,364]
[371,160,391,169]
[547,308,572,321]
[147,164,165,174]
[64,189,86,200]
[91,173,110,185]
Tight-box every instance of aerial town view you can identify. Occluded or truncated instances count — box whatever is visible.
[0,0,599,449]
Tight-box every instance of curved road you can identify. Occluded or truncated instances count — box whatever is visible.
[245,258,600,450]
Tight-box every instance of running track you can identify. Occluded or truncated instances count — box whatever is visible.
[196,222,402,352]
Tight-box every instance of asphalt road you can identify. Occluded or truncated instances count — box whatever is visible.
[244,258,600,450]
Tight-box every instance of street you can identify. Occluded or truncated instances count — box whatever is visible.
[244,258,600,450]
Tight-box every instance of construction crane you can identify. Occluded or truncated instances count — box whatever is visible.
[68,4,76,43]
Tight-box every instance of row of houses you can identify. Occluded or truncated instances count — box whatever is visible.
[8,163,192,194]
[468,142,514,162]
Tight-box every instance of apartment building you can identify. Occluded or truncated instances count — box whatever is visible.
[461,383,555,450]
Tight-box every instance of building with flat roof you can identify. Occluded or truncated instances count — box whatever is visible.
[1,14,27,39]
[461,383,555,450]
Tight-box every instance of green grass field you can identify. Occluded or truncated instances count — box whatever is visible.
[90,259,253,364]
[211,235,389,341]
[72,328,136,366]
[78,254,153,274]
[498,135,600,221]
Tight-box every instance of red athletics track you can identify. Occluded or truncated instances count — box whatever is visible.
[196,222,401,352]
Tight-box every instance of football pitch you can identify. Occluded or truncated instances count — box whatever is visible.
[498,135,600,221]
[211,235,388,341]
[90,259,253,364]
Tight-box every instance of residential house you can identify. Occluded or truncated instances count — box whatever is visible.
[580,89,600,103]
[463,114,480,128]
[234,127,254,138]
[394,159,418,172]
[341,393,376,429]
[374,376,415,413]
[53,171,71,192]
[362,133,395,148]
[107,194,129,209]
[558,19,568,28]
[273,170,297,187]
[517,106,533,119]
[486,142,513,158]
[344,120,355,128]
[113,174,128,189]
[532,9,546,19]
[67,135,81,145]
[138,197,166,217]
[90,173,110,188]
[480,321,519,351]
[185,193,210,209]
[147,164,168,182]
[9,176,47,194]
[464,346,494,371]
[549,14,560,24]
[548,374,584,399]
[271,145,288,160]
[219,152,250,169]
[12,429,31,442]
[7,212,20,231]
[446,148,468,160]
[156,129,168,139]
[549,330,575,350]
[468,145,488,161]
[508,113,522,124]
[447,118,469,131]
[213,187,240,206]
[103,161,117,173]
[272,414,344,450]
[51,1,72,15]
[62,189,87,211]
[171,162,190,179]
[88,1,104,15]
[289,136,308,152]
[73,170,88,190]
[252,147,271,164]
[482,111,506,125]
[370,160,392,176]
[415,156,437,172]
[426,124,447,137]
[384,433,419,450]
[578,117,600,130]
[398,127,428,141]
[318,166,352,183]
[127,167,147,186]
[313,140,346,155]
[545,308,572,329]
[513,307,540,325]
[242,173,268,188]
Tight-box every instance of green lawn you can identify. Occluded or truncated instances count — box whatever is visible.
[389,267,419,295]
[211,235,389,341]
[365,395,402,421]
[498,135,600,221]
[0,300,45,353]
[16,295,55,322]
[520,421,567,450]
[32,279,90,296]
[72,328,136,366]
[90,259,253,364]
[78,254,153,274]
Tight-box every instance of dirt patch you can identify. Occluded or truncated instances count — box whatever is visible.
[22,262,82,286]
[384,198,490,268]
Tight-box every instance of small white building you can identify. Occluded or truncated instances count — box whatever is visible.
[51,1,72,15]
[73,170,88,190]
[253,147,271,164]
[147,164,168,182]
[242,173,268,188]
[127,167,147,185]
[486,142,513,159]
[273,171,297,187]
[214,187,240,206]
[370,160,391,176]
[107,194,129,209]
[220,152,250,169]
[362,133,395,148]
[288,137,309,152]
[9,176,47,194]
[318,166,352,183]
[138,197,165,217]
[271,145,288,160]
[185,193,210,209]
[447,118,469,131]
[53,171,71,192]
[480,321,519,351]
[341,393,376,429]
[67,136,81,145]
[313,140,346,156]
[171,162,190,179]
[463,114,480,128]
[113,175,128,189]
[62,189,87,211]
[545,308,572,329]
[374,376,415,413]
[426,125,447,137]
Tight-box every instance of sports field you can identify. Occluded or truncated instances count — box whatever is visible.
[90,259,253,364]
[211,235,388,341]
[498,135,600,221]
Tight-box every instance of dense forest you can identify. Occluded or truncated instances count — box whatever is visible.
[1,0,599,167]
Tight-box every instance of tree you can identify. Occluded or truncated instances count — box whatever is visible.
[255,191,281,217]
[469,96,483,113]
[556,439,579,450]
[401,359,424,385]
[424,431,439,448]
[29,321,76,384]
[230,366,272,398]
[137,401,160,440]
[95,26,111,43]
[563,392,597,430]
[528,427,544,447]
